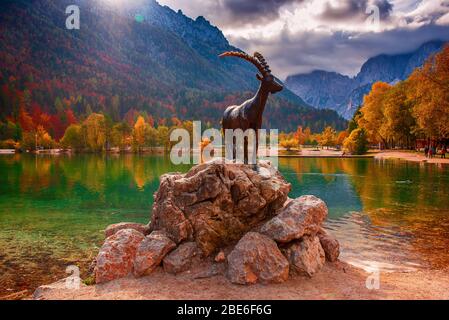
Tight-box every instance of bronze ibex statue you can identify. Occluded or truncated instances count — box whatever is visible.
[220,51,283,164]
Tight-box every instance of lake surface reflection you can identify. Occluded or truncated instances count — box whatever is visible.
[1,154,449,296]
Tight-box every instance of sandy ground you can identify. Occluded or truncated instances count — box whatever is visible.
[375,151,449,164]
[31,262,449,300]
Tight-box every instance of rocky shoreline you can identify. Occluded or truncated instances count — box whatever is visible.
[90,160,340,286]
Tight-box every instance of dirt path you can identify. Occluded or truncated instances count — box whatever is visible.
[31,262,449,300]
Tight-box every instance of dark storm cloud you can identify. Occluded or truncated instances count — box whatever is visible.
[160,0,306,27]
[221,0,304,23]
[160,0,449,78]
[229,23,449,79]
[208,0,306,27]
[320,0,394,21]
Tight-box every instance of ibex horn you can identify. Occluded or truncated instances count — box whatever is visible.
[253,52,272,75]
[219,51,269,76]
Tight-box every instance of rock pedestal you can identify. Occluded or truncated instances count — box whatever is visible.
[149,160,291,256]
[93,160,341,285]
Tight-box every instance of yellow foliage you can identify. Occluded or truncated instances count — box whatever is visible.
[280,137,299,151]
[318,126,337,148]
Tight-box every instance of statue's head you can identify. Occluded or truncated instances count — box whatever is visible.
[219,51,284,94]
[256,73,283,94]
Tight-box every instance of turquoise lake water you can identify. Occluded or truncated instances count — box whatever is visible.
[1,154,449,296]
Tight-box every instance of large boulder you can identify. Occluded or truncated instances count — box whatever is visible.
[260,195,328,243]
[163,242,202,274]
[227,232,289,284]
[150,160,291,256]
[133,231,176,277]
[105,222,150,238]
[95,229,145,283]
[282,236,325,277]
[317,228,340,262]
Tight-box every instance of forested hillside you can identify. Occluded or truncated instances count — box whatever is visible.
[0,0,346,148]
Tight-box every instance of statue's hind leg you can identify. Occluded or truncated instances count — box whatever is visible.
[232,136,236,162]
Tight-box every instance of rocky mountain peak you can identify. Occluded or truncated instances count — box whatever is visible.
[286,40,447,119]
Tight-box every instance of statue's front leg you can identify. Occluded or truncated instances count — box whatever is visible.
[244,137,248,165]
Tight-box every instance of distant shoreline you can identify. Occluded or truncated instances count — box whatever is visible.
[374,151,449,165]
[3,149,449,165]
[278,154,374,158]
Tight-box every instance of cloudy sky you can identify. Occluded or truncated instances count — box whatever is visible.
[158,0,449,79]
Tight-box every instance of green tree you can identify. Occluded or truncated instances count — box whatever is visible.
[111,122,131,150]
[343,128,369,155]
[61,124,84,151]
[82,113,106,152]
[0,121,22,141]
[348,107,362,134]
[144,125,158,148]
[157,126,170,151]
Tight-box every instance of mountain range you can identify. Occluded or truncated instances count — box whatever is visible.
[0,0,347,136]
[285,40,447,119]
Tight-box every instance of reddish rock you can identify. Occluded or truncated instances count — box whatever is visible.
[227,232,289,284]
[163,242,202,274]
[214,250,226,263]
[317,228,340,262]
[95,229,145,283]
[105,222,150,238]
[150,160,291,256]
[260,195,328,243]
[282,236,325,277]
[133,231,177,277]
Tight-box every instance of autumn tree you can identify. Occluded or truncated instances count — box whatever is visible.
[280,137,299,151]
[294,126,310,145]
[358,82,391,147]
[82,113,106,152]
[382,82,416,148]
[318,126,337,149]
[343,128,369,155]
[21,126,55,150]
[408,45,449,140]
[336,131,349,146]
[133,116,146,152]
[111,122,132,150]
